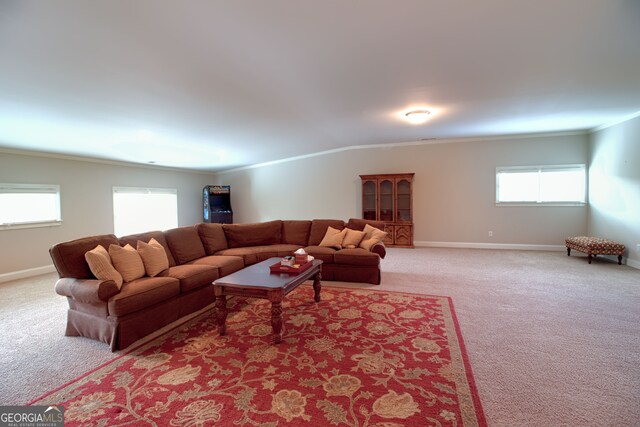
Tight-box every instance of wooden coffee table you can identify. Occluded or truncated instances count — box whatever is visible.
[213,257,323,343]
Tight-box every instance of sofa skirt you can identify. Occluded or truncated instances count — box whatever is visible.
[321,264,381,285]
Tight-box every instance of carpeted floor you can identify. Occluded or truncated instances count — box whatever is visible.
[1,248,639,426]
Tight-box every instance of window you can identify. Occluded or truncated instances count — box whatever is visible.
[0,183,62,230]
[113,187,178,236]
[496,165,586,205]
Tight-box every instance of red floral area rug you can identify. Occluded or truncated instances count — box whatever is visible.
[31,286,486,426]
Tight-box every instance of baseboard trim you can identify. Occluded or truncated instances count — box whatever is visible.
[626,258,640,270]
[414,241,566,251]
[0,265,56,284]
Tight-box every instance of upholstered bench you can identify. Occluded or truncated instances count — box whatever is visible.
[565,236,625,265]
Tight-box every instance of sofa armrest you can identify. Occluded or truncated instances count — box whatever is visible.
[371,242,386,259]
[55,278,120,304]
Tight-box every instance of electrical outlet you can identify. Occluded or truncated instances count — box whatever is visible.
[488,231,493,237]
[636,243,640,253]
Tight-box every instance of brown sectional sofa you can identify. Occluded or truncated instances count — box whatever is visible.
[50,218,386,351]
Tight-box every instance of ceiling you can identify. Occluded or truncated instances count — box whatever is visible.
[1,1,639,172]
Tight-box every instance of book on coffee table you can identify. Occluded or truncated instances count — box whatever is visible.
[269,260,313,275]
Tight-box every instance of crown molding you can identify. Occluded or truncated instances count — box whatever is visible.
[590,110,640,133]
[1,128,590,176]
[0,147,215,176]
[217,130,587,175]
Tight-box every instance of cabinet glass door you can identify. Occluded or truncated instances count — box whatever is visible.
[379,179,394,221]
[363,180,377,220]
[396,179,411,222]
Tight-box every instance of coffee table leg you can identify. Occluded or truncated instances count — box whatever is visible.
[215,295,227,336]
[313,271,322,303]
[271,300,283,343]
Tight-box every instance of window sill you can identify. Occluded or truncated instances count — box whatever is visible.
[495,202,587,207]
[0,220,63,231]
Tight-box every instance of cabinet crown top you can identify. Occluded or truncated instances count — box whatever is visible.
[359,173,414,179]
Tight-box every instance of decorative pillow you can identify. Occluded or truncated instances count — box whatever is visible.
[137,238,169,277]
[108,244,145,283]
[342,228,366,249]
[84,245,123,289]
[359,224,388,251]
[318,226,348,250]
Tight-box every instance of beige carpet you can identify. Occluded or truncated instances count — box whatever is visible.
[1,248,639,426]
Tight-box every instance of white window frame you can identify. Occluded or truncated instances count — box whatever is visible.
[112,186,178,236]
[496,164,587,206]
[0,183,62,230]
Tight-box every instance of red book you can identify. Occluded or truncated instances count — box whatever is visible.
[269,260,313,275]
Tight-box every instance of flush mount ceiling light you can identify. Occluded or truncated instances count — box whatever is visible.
[404,109,431,124]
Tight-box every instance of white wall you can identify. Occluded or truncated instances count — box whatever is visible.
[219,132,589,247]
[588,116,640,267]
[0,151,214,275]
[0,130,598,277]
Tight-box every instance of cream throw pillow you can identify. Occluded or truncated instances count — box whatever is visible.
[109,244,146,283]
[342,228,366,249]
[85,245,123,289]
[318,226,347,250]
[359,224,388,251]
[137,238,169,277]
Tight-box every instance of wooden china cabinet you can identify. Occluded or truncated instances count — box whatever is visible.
[360,173,414,248]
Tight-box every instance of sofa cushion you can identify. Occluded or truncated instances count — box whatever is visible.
[108,276,180,317]
[164,227,207,264]
[214,247,260,266]
[119,231,176,266]
[266,244,302,257]
[346,218,387,232]
[196,223,229,255]
[223,220,283,248]
[108,244,146,283]
[84,245,123,289]
[303,246,336,263]
[343,228,366,249]
[281,220,312,246]
[50,234,121,279]
[253,244,303,262]
[214,244,301,266]
[190,255,245,277]
[308,219,345,246]
[136,238,170,277]
[319,227,347,250]
[334,248,380,266]
[160,264,219,293]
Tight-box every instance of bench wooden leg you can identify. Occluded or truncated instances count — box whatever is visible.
[567,247,571,256]
[618,255,623,265]
[588,254,592,264]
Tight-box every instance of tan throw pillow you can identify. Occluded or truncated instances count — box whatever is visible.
[137,238,169,277]
[85,245,123,289]
[109,244,145,283]
[359,224,388,251]
[318,226,347,250]
[342,228,366,249]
